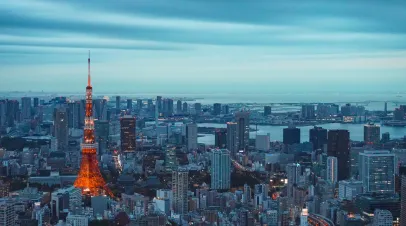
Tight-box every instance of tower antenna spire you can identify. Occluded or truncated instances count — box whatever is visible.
[88,50,91,86]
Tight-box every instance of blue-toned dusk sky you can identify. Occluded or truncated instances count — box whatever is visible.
[1,0,406,93]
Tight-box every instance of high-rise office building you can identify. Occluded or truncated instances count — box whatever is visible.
[286,163,301,199]
[162,99,174,117]
[222,105,229,114]
[283,126,300,145]
[309,126,327,150]
[327,130,350,181]
[235,111,250,151]
[194,103,202,115]
[157,96,162,115]
[394,108,405,121]
[120,115,136,152]
[213,103,222,115]
[301,104,315,119]
[116,96,121,113]
[0,100,7,128]
[54,107,68,152]
[6,100,19,127]
[359,150,395,193]
[364,123,380,145]
[214,129,227,149]
[182,102,188,113]
[21,97,31,120]
[177,100,182,114]
[326,157,338,184]
[172,169,188,215]
[95,120,110,154]
[68,102,80,129]
[256,134,270,151]
[211,149,231,190]
[33,97,39,108]
[66,214,88,226]
[186,123,198,150]
[137,99,143,110]
[127,99,132,112]
[382,132,390,143]
[227,122,238,156]
[93,99,107,120]
[264,106,272,116]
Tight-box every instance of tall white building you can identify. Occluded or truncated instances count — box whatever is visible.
[186,123,198,150]
[226,122,238,156]
[359,150,395,193]
[286,163,301,199]
[21,97,31,120]
[338,179,363,201]
[256,134,270,151]
[211,149,231,190]
[172,169,188,215]
[326,156,338,184]
[66,214,88,226]
[373,209,393,226]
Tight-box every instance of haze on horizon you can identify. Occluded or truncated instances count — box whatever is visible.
[1,0,406,94]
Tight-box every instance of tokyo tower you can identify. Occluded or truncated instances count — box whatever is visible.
[74,52,112,197]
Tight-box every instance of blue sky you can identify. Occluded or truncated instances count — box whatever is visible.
[1,0,406,93]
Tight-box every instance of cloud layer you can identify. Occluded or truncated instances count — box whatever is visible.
[1,0,406,93]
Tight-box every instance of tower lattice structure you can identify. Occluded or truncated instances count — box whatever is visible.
[74,52,113,197]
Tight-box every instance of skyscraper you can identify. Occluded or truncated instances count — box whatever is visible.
[68,102,80,129]
[255,134,270,151]
[226,122,238,156]
[95,120,110,155]
[137,99,143,110]
[0,200,15,226]
[127,99,132,112]
[211,149,231,190]
[283,126,300,145]
[264,106,272,116]
[120,115,136,152]
[194,103,202,115]
[327,130,350,181]
[33,97,39,108]
[172,169,188,215]
[157,96,162,115]
[162,98,173,117]
[364,123,380,145]
[0,100,7,128]
[235,111,249,151]
[214,129,227,149]
[301,104,315,119]
[182,102,188,113]
[309,126,327,150]
[21,97,31,120]
[177,100,182,114]
[286,163,301,199]
[54,107,68,152]
[359,150,395,193]
[116,96,121,113]
[93,99,107,120]
[186,123,198,150]
[213,103,221,115]
[326,156,338,184]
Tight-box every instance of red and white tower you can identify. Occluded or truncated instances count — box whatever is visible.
[74,52,112,196]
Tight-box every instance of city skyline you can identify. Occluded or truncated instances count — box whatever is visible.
[1,0,406,93]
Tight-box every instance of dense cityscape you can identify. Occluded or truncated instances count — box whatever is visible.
[0,53,405,226]
[2,0,406,226]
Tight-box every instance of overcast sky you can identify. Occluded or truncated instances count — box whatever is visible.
[1,0,406,93]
